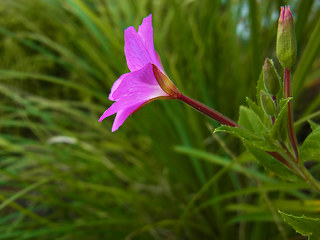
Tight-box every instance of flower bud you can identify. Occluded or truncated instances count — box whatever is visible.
[261,90,276,116]
[263,58,280,96]
[276,5,297,69]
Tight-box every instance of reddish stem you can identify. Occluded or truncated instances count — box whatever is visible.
[177,93,239,127]
[178,93,295,170]
[267,151,295,172]
[280,141,296,164]
[284,68,299,162]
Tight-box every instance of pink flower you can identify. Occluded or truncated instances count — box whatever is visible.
[99,14,178,132]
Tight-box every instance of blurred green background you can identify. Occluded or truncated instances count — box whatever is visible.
[1,0,320,239]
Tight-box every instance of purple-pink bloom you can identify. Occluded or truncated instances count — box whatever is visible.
[99,14,178,132]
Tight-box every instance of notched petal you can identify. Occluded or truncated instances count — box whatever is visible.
[124,26,150,72]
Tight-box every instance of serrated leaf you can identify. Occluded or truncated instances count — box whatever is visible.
[238,106,267,135]
[308,120,320,131]
[246,97,265,120]
[279,211,320,240]
[246,97,272,128]
[246,146,299,181]
[301,127,320,162]
[215,125,279,152]
[270,98,291,140]
[278,97,292,110]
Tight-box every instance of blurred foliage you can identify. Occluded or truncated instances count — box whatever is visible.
[0,0,320,239]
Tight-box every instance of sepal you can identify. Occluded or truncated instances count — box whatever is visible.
[152,64,180,98]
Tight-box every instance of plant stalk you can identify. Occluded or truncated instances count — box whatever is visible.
[178,93,239,127]
[299,164,320,193]
[284,68,299,162]
[267,151,295,172]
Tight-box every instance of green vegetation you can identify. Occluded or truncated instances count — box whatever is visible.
[0,0,320,239]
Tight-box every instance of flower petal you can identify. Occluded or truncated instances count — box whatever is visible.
[99,94,145,121]
[124,26,151,72]
[99,84,165,121]
[112,63,167,101]
[99,94,151,132]
[138,14,163,71]
[99,64,169,131]
[124,15,164,72]
[111,102,143,132]
[109,72,130,101]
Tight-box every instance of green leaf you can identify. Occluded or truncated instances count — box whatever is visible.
[246,146,299,181]
[278,97,291,110]
[238,106,267,135]
[308,120,320,131]
[301,127,320,162]
[246,97,265,120]
[215,125,279,152]
[270,98,291,140]
[279,211,320,240]
[246,97,271,127]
